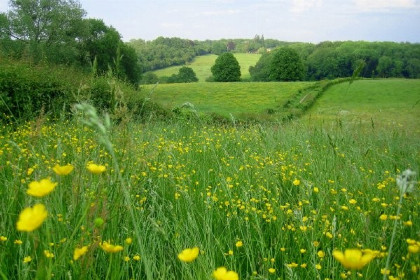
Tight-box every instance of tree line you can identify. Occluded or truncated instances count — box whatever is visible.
[1,0,141,85]
[1,1,419,85]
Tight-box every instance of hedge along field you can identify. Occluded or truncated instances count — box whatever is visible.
[303,79,420,132]
[150,53,262,82]
[0,109,419,279]
[142,81,313,118]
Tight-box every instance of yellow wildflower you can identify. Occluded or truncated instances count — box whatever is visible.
[52,164,74,176]
[293,179,301,186]
[349,199,357,204]
[14,239,23,245]
[379,214,388,221]
[44,250,54,258]
[177,247,199,263]
[23,256,32,263]
[73,246,89,260]
[213,267,239,280]
[100,241,123,253]
[235,240,243,248]
[16,204,48,232]
[268,268,276,273]
[27,178,57,197]
[125,237,133,245]
[0,236,7,242]
[408,244,419,254]
[403,221,413,227]
[333,249,375,270]
[318,250,325,258]
[86,163,106,174]
[133,255,141,261]
[287,262,298,268]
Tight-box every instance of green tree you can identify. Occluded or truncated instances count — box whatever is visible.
[249,52,273,81]
[211,52,241,82]
[79,19,141,85]
[176,66,198,83]
[6,0,86,63]
[269,47,305,81]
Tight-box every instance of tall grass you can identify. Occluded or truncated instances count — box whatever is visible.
[0,114,418,279]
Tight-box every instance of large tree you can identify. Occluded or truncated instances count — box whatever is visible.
[270,47,305,81]
[6,0,86,62]
[211,52,241,82]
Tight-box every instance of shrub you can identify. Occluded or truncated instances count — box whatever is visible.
[210,52,241,82]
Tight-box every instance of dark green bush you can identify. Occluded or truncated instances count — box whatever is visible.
[0,58,167,122]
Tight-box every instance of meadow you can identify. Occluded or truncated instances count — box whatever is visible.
[0,79,419,280]
[142,81,312,118]
[151,53,262,82]
[304,79,420,130]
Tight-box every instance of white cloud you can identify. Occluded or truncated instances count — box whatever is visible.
[291,0,324,12]
[200,9,241,16]
[160,22,184,29]
[354,0,418,11]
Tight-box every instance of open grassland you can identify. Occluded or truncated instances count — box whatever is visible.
[151,53,261,81]
[304,79,420,131]
[142,81,313,118]
[0,113,419,279]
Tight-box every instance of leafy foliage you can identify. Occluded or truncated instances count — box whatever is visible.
[167,67,198,83]
[269,47,305,81]
[211,53,241,82]
[1,1,142,85]
[0,59,164,122]
[249,53,273,81]
[129,37,198,72]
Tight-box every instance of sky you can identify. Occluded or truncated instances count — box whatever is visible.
[1,0,420,43]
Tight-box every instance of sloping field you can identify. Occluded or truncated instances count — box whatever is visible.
[303,79,420,130]
[151,53,261,81]
[142,81,313,117]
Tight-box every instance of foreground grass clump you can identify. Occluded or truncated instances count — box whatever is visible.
[0,117,418,279]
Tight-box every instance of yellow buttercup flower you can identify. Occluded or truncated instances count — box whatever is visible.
[44,250,54,258]
[23,256,32,263]
[53,164,74,176]
[408,244,419,254]
[333,249,375,270]
[177,247,199,263]
[235,240,243,248]
[16,204,48,232]
[213,267,239,280]
[73,246,89,260]
[86,163,106,174]
[100,241,123,253]
[27,178,57,197]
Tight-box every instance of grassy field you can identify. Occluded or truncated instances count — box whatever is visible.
[0,79,419,279]
[142,81,313,118]
[151,53,261,81]
[0,112,418,279]
[303,79,420,131]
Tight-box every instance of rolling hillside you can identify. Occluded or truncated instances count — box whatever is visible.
[142,79,420,128]
[304,79,420,130]
[150,53,262,81]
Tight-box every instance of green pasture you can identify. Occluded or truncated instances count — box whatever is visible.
[142,81,313,118]
[304,79,420,130]
[151,53,261,81]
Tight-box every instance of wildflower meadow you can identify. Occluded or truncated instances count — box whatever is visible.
[0,104,419,279]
